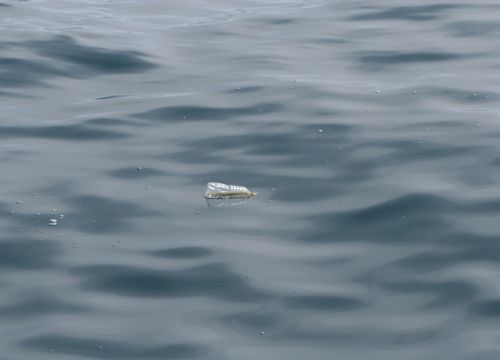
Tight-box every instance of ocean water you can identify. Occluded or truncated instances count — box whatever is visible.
[2,0,500,359]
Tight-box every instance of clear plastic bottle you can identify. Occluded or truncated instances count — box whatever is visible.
[204,182,257,199]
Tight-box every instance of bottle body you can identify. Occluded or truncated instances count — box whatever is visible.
[204,182,256,199]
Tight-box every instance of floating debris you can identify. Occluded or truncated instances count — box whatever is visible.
[204,182,257,199]
[48,219,58,226]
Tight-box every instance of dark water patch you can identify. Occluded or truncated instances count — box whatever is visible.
[64,195,162,234]
[446,21,500,37]
[24,35,156,75]
[84,117,143,127]
[315,37,347,44]
[402,120,468,130]
[302,194,454,243]
[177,132,330,157]
[273,327,356,343]
[489,157,500,167]
[391,329,440,345]
[0,89,36,98]
[0,57,66,88]
[334,193,453,224]
[358,140,477,168]
[351,4,461,21]
[151,247,213,259]
[21,335,207,359]
[170,123,352,172]
[0,124,129,141]
[134,103,282,122]
[74,263,269,302]
[426,87,495,102]
[95,95,128,100]
[0,3,10,7]
[392,233,500,271]
[0,239,59,269]
[359,51,462,70]
[283,295,365,312]
[259,17,295,25]
[107,167,168,179]
[0,296,87,318]
[470,299,500,318]
[381,279,478,308]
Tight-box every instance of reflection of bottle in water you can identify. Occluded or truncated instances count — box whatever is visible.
[204,182,257,199]
[205,198,249,207]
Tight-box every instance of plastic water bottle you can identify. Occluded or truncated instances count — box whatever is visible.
[204,182,257,199]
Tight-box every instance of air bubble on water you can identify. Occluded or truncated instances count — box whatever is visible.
[9,210,14,214]
[48,219,58,226]
[412,90,417,94]
[375,90,381,93]
[259,331,265,335]
[51,209,57,213]
[317,129,323,133]
[32,192,37,195]
[16,200,22,205]
[425,128,430,131]
[271,188,276,191]
[137,167,142,170]
[472,93,477,97]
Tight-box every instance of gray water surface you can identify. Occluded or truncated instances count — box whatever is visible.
[2,1,500,359]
